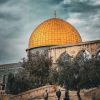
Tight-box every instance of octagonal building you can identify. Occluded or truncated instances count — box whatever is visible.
[27,17,100,65]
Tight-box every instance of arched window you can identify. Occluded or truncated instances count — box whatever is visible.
[96,50,100,60]
[83,50,92,60]
[76,50,92,61]
[57,52,71,63]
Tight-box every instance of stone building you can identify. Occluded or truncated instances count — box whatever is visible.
[0,63,22,86]
[27,18,100,66]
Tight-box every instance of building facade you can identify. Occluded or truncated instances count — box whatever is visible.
[27,18,100,65]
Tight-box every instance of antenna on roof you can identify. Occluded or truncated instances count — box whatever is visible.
[54,10,57,18]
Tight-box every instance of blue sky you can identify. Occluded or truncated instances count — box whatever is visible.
[0,0,100,64]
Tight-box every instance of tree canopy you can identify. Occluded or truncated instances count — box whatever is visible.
[6,51,52,94]
[57,51,100,89]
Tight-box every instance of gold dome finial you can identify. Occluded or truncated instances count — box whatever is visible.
[54,10,57,18]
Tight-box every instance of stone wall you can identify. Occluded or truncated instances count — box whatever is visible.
[0,85,57,100]
[83,87,100,100]
[48,40,100,64]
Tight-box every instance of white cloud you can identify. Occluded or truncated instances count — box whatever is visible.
[63,0,100,5]
[63,0,71,4]
[66,11,100,42]
[89,0,100,6]
[67,13,85,24]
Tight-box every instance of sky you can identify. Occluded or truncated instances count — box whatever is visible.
[0,0,100,64]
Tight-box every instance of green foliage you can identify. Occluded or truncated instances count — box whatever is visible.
[6,50,100,94]
[6,72,32,94]
[57,52,100,90]
[57,53,75,88]
[23,51,52,85]
[49,68,58,84]
[6,51,52,94]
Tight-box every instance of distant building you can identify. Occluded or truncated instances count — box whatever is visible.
[0,63,22,82]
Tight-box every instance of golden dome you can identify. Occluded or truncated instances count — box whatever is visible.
[29,18,82,49]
